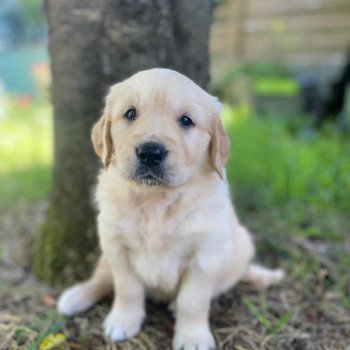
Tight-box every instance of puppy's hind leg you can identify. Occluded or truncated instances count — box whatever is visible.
[243,263,284,289]
[57,254,113,316]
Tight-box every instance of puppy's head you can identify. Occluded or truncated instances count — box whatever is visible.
[92,69,230,187]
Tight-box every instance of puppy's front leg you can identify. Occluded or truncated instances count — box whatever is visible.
[102,246,145,342]
[173,267,216,350]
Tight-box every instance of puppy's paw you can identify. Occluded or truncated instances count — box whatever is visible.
[104,310,144,342]
[57,282,97,316]
[173,327,216,350]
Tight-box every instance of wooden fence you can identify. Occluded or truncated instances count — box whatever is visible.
[210,0,350,79]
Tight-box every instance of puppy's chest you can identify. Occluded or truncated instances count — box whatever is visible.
[129,242,189,295]
[110,202,193,292]
[114,202,185,250]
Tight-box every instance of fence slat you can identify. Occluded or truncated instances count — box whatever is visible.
[247,0,350,17]
[244,13,350,33]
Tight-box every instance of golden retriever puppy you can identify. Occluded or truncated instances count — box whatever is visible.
[57,68,284,349]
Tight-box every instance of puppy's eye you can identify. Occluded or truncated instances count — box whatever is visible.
[124,108,137,121]
[178,115,194,129]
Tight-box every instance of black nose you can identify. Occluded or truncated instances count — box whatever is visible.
[136,142,168,167]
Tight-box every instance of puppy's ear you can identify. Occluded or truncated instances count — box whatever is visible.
[210,101,231,178]
[91,102,114,168]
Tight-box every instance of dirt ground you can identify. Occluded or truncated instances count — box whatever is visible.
[0,202,349,350]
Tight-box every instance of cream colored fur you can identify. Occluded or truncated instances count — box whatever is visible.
[57,68,284,350]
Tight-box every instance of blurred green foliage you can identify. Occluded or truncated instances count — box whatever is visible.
[0,98,52,209]
[253,78,299,96]
[221,60,292,82]
[212,61,297,96]
[223,105,350,236]
[212,61,301,117]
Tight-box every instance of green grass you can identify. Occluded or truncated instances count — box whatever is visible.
[0,98,52,209]
[223,105,350,238]
[243,296,292,334]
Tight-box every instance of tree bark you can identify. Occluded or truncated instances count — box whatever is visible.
[34,0,213,285]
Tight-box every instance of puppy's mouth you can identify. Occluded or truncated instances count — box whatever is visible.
[129,166,169,187]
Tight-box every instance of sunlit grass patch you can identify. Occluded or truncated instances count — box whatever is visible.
[0,98,52,209]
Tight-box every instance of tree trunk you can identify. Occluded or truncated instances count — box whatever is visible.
[34,0,213,285]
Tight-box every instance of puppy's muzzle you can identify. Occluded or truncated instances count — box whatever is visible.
[136,142,168,167]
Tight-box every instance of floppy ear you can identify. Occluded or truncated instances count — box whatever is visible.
[210,111,231,179]
[91,102,114,168]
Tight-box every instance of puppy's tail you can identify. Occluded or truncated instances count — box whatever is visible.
[243,263,285,289]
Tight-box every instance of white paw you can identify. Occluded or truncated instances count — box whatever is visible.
[173,327,216,350]
[57,282,96,316]
[103,310,144,342]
